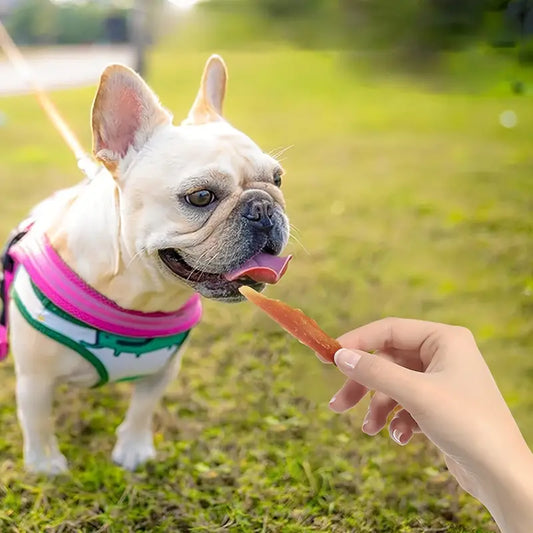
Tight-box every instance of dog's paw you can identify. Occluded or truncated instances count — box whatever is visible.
[25,452,69,475]
[112,432,156,471]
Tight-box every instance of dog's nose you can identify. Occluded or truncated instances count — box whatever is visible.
[242,198,274,231]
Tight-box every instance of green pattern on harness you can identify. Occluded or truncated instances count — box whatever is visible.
[30,280,190,358]
[80,330,189,357]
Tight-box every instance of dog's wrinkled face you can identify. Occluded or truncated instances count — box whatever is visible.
[124,121,290,301]
[91,56,289,301]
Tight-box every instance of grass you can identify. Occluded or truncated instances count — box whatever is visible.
[0,42,532,531]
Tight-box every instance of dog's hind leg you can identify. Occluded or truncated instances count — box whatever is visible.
[10,303,72,475]
[15,374,68,474]
[112,348,185,471]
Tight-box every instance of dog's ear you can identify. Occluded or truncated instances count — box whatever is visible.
[92,64,172,172]
[182,55,227,126]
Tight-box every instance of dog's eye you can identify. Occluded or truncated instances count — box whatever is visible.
[273,170,282,187]
[185,189,216,207]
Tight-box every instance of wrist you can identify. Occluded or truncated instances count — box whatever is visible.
[477,443,533,533]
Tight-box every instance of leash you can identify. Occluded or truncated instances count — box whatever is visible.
[0,20,101,179]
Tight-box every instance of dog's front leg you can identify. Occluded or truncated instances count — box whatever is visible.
[16,375,67,475]
[112,349,184,471]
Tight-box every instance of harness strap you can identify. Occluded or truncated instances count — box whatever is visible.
[0,222,32,359]
[10,232,203,338]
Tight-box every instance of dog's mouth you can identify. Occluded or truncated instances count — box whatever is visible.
[158,249,291,291]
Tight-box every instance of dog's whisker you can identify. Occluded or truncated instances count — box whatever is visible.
[194,246,221,268]
[278,144,294,156]
[289,222,302,233]
[268,144,294,160]
[189,248,212,269]
[267,146,283,158]
[289,233,310,255]
[289,224,304,239]
[186,248,223,281]
[126,248,146,268]
[202,249,225,274]
[186,249,214,281]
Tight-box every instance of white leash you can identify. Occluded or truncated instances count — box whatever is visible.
[0,20,101,179]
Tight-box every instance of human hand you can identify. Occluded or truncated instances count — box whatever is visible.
[327,318,533,533]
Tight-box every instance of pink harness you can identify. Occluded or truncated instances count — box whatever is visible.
[0,230,202,360]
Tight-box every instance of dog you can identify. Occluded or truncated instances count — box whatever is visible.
[0,55,290,474]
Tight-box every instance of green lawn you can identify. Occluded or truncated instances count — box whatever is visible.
[0,44,531,531]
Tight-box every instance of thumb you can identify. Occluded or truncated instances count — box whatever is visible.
[334,348,421,406]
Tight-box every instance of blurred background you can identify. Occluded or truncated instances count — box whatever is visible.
[0,1,531,531]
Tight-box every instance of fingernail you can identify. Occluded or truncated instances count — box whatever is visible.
[334,348,362,370]
[329,395,337,405]
[362,410,371,434]
[392,429,404,445]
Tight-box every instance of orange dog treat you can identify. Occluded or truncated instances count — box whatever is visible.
[239,286,340,363]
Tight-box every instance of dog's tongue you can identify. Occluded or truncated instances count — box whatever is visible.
[224,254,292,284]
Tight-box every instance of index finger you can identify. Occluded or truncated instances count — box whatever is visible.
[337,317,445,354]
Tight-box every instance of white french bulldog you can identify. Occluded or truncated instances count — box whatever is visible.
[3,55,290,474]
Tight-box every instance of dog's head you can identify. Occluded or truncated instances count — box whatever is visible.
[91,56,290,302]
